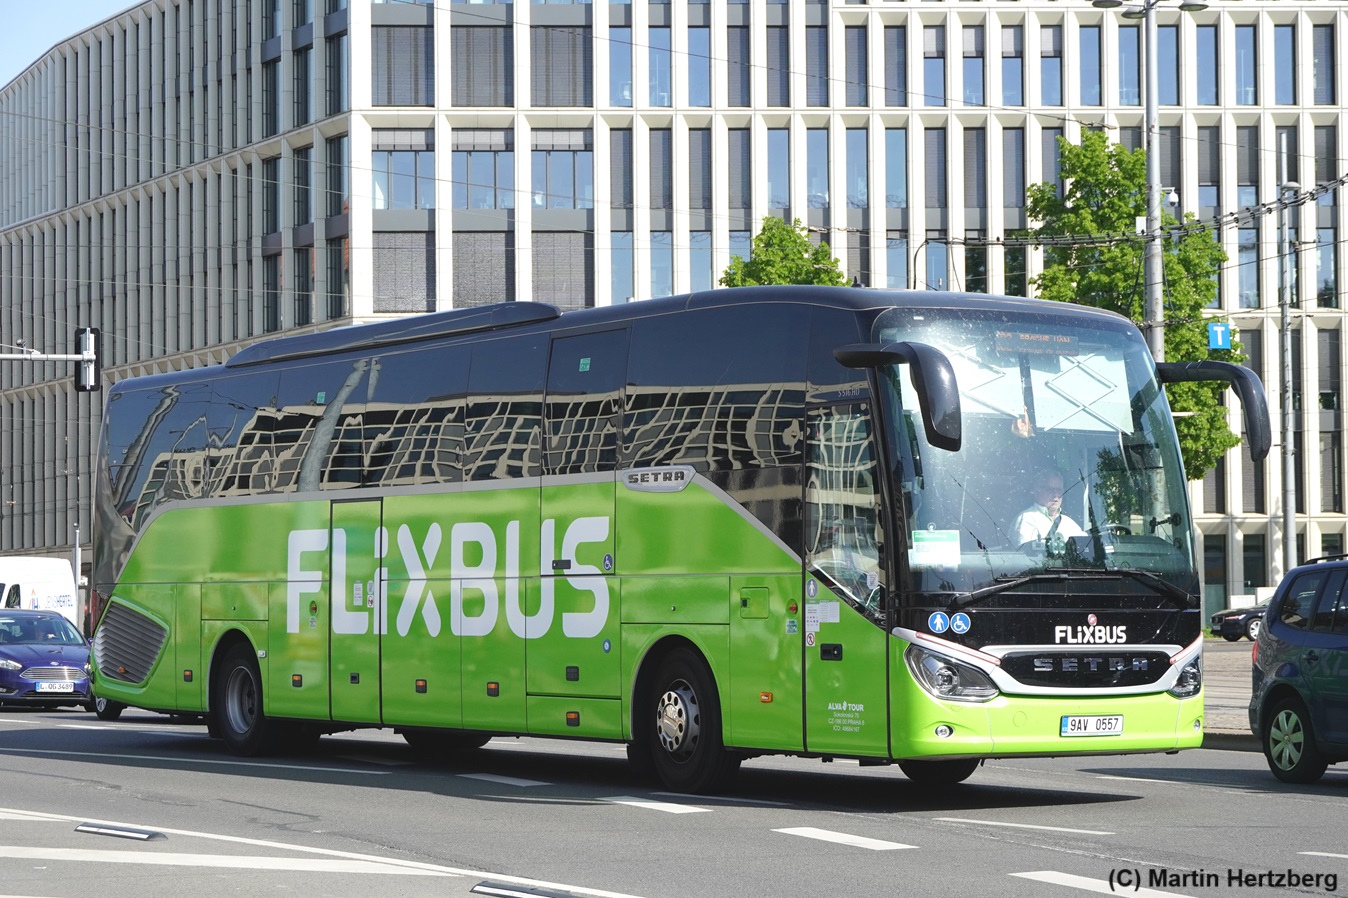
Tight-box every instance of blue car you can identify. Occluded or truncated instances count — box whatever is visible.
[0,610,94,711]
[1250,557,1348,783]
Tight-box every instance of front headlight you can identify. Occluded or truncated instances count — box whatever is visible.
[0,658,22,671]
[905,645,999,702]
[1168,658,1202,698]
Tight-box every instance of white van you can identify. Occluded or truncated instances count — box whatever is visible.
[0,557,79,626]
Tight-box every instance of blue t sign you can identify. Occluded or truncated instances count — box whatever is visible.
[1208,322,1232,351]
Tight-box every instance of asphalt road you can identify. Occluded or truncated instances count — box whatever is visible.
[0,651,1338,898]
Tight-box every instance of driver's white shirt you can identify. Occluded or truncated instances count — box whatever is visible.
[1010,503,1086,546]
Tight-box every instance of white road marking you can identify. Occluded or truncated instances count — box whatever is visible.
[458,773,548,787]
[651,791,789,807]
[0,806,649,898]
[935,818,1115,835]
[773,827,915,851]
[1012,871,1196,897]
[0,747,389,776]
[0,847,453,875]
[1302,852,1348,860]
[335,754,416,767]
[599,795,711,814]
[1095,775,1176,785]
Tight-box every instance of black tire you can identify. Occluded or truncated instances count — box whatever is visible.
[898,758,981,787]
[213,643,280,756]
[93,696,125,721]
[1263,696,1328,784]
[644,647,740,794]
[1222,633,1242,642]
[402,730,491,759]
[1245,618,1262,641]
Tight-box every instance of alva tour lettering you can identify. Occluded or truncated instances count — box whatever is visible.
[286,517,610,639]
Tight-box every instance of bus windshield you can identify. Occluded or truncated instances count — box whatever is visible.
[873,306,1197,601]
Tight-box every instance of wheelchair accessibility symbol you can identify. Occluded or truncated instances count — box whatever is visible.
[951,612,971,634]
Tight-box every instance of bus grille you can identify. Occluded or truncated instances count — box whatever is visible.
[93,602,168,684]
[22,667,85,681]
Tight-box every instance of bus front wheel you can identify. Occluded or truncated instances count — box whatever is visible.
[93,696,124,721]
[213,644,280,756]
[645,648,740,794]
[898,757,980,787]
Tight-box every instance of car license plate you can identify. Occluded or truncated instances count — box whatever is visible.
[1060,714,1123,737]
[36,682,75,693]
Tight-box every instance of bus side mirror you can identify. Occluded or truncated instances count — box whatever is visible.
[1156,361,1271,461]
[835,341,962,452]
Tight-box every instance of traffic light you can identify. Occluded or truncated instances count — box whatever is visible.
[75,327,101,392]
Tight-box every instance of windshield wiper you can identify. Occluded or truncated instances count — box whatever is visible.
[950,569,1197,611]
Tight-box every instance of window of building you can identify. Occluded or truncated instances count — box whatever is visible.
[965,238,988,294]
[1319,227,1338,309]
[691,231,713,293]
[768,128,790,210]
[1196,24,1217,105]
[263,0,281,40]
[963,25,984,106]
[454,26,514,106]
[768,26,789,106]
[1159,25,1178,105]
[1004,127,1024,210]
[373,130,435,210]
[532,26,592,107]
[1323,431,1344,514]
[807,26,829,106]
[846,128,867,209]
[452,130,514,210]
[885,25,906,106]
[728,26,750,106]
[846,25,867,107]
[1243,533,1266,588]
[374,232,435,313]
[609,27,632,106]
[294,247,313,327]
[263,60,280,135]
[611,231,633,303]
[263,157,281,234]
[807,128,829,208]
[689,27,711,107]
[886,231,908,288]
[326,134,348,219]
[611,129,632,211]
[1002,24,1022,106]
[1314,24,1336,105]
[326,32,349,115]
[1119,24,1139,105]
[885,127,906,209]
[295,0,312,25]
[373,26,433,106]
[925,237,948,290]
[533,232,594,310]
[1275,24,1296,105]
[264,254,281,332]
[1236,25,1257,105]
[689,129,711,211]
[1237,125,1259,209]
[730,230,751,263]
[294,146,312,226]
[650,27,671,106]
[964,127,986,213]
[924,25,946,107]
[925,127,946,212]
[728,129,751,209]
[532,129,593,209]
[453,232,515,308]
[1042,127,1064,197]
[326,239,348,318]
[1080,24,1100,106]
[1040,25,1062,106]
[1006,245,1027,297]
[651,231,673,298]
[1238,227,1259,308]
[649,128,672,210]
[294,47,312,126]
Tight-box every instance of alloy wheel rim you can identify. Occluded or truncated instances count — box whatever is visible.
[1270,709,1304,770]
[656,680,701,759]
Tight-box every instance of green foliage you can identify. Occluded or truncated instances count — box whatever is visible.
[1026,130,1241,480]
[720,217,849,288]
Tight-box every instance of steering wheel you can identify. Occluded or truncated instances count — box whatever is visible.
[1091,523,1133,537]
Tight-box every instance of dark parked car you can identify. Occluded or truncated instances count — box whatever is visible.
[1211,601,1269,641]
[1250,557,1348,783]
[0,610,93,710]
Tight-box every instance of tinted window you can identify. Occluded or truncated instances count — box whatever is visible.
[272,356,372,492]
[1278,571,1327,630]
[546,329,629,476]
[209,370,280,497]
[466,333,547,481]
[365,343,471,486]
[1312,570,1348,632]
[808,309,867,397]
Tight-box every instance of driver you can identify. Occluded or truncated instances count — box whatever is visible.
[1010,468,1086,548]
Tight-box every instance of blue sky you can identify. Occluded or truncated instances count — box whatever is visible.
[0,2,134,89]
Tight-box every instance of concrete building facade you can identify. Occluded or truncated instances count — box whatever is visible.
[0,0,1343,613]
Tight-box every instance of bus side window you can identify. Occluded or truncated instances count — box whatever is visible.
[3,584,19,608]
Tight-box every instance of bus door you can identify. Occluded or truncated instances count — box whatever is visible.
[533,330,628,714]
[802,403,891,756]
[329,498,383,723]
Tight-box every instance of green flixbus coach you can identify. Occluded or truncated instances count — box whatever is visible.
[90,286,1270,793]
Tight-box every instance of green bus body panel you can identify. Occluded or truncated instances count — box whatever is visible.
[526,695,623,739]
[803,582,890,756]
[726,574,803,752]
[621,576,729,626]
[201,583,268,622]
[329,500,383,723]
[615,484,797,575]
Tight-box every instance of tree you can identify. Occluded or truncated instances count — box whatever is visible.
[1025,129,1241,481]
[720,216,849,288]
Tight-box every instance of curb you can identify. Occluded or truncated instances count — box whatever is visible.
[1202,730,1260,752]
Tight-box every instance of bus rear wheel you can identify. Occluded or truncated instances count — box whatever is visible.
[898,758,981,787]
[645,648,739,794]
[213,644,280,756]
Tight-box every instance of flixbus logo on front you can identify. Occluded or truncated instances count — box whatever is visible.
[285,516,610,639]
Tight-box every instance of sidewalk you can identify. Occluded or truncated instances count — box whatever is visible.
[1201,638,1260,752]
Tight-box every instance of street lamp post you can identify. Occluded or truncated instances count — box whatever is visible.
[1094,0,1207,361]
